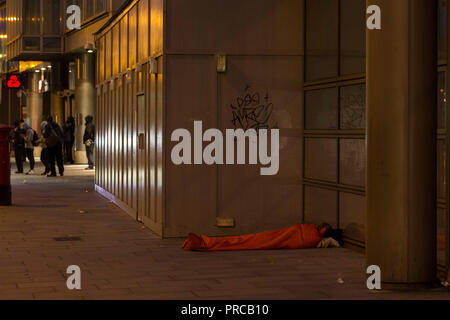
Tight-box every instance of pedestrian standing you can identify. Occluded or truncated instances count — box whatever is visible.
[9,121,25,174]
[83,115,95,170]
[43,116,65,177]
[39,121,51,176]
[62,116,75,164]
[20,121,36,175]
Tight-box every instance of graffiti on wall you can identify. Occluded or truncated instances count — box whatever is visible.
[229,86,278,130]
[340,84,366,130]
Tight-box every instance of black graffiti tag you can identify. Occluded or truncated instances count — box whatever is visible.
[230,88,274,130]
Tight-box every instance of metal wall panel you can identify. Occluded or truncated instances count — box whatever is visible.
[105,33,112,79]
[305,138,338,183]
[113,25,120,76]
[150,0,163,56]
[95,0,304,238]
[165,0,303,55]
[113,79,119,198]
[148,66,158,225]
[128,6,137,69]
[156,57,164,229]
[217,56,303,235]
[164,55,218,237]
[304,186,338,228]
[107,82,113,193]
[118,78,124,202]
[120,15,128,72]
[138,0,149,63]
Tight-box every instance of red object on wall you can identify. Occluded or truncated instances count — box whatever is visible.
[7,75,21,88]
[0,124,12,206]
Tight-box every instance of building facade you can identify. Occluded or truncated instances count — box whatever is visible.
[94,0,449,285]
[0,0,21,126]
[4,0,126,160]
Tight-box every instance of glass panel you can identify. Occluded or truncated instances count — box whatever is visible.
[340,139,366,187]
[438,0,447,61]
[0,7,6,64]
[43,37,61,52]
[305,87,338,130]
[437,208,447,266]
[304,186,338,228]
[340,0,366,75]
[0,7,6,34]
[437,139,447,200]
[69,62,76,90]
[339,192,366,243]
[305,138,338,183]
[22,37,40,51]
[23,0,41,35]
[138,70,144,92]
[96,0,107,14]
[105,32,112,79]
[138,0,149,62]
[85,0,95,20]
[438,71,447,130]
[112,25,119,76]
[43,0,61,35]
[305,0,338,81]
[340,84,366,129]
[128,6,137,68]
[98,37,105,82]
[120,15,128,72]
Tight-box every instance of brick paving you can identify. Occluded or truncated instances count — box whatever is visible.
[0,161,449,300]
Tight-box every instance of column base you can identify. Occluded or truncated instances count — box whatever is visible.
[380,281,439,291]
[74,150,88,164]
[0,185,12,206]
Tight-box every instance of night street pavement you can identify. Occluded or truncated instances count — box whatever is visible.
[0,161,449,300]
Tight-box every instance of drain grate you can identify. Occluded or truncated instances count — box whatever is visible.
[53,236,82,242]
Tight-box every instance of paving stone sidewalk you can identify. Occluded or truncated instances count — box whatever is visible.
[0,162,449,300]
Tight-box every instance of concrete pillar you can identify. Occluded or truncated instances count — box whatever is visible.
[26,72,43,132]
[51,93,64,126]
[74,52,96,164]
[50,62,66,126]
[366,0,437,288]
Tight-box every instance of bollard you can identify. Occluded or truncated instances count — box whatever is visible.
[0,124,12,206]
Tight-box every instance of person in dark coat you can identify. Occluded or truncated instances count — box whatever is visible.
[20,121,36,175]
[39,121,51,176]
[83,115,95,170]
[43,116,65,177]
[9,121,25,174]
[62,117,75,164]
[62,116,75,164]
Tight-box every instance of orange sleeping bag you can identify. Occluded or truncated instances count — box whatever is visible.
[183,224,327,252]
